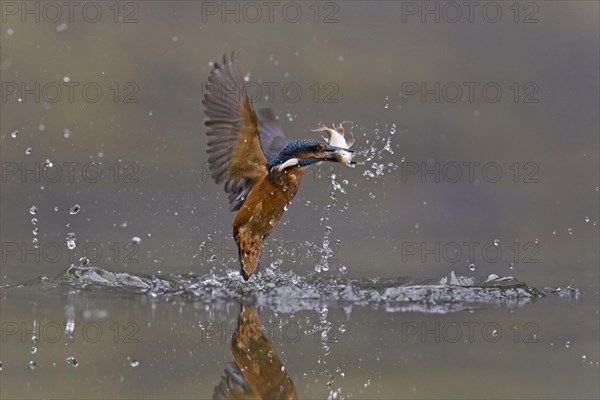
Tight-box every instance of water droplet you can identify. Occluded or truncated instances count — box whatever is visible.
[130,236,141,244]
[69,204,80,215]
[79,257,89,266]
[493,239,500,247]
[582,355,587,361]
[469,263,476,271]
[63,128,71,138]
[509,262,515,270]
[584,216,590,223]
[38,124,45,131]
[32,336,39,344]
[25,147,32,155]
[66,357,79,367]
[127,357,140,368]
[65,232,77,250]
[44,159,53,168]
[565,341,571,348]
[32,238,40,248]
[53,206,59,212]
[10,130,19,138]
[492,329,499,337]
[65,319,75,339]
[28,361,36,370]
[30,346,37,354]
[31,218,38,225]
[29,205,38,215]
[567,228,573,235]
[32,227,39,235]
[320,308,328,319]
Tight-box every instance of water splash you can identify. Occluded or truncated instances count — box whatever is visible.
[346,122,400,180]
[69,204,80,215]
[65,233,77,250]
[65,357,79,368]
[12,265,547,314]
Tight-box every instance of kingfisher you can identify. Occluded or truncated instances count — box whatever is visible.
[213,305,297,399]
[203,52,354,280]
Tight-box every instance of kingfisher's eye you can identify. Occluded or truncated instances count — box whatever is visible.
[311,145,321,152]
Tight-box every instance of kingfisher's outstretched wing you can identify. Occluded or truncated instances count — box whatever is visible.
[203,52,288,211]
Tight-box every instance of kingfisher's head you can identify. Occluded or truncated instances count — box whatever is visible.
[268,139,352,173]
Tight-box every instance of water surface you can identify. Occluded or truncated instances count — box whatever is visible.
[1,265,596,399]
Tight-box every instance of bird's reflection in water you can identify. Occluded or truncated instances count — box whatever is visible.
[213,305,298,400]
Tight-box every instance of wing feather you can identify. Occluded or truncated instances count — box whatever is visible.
[203,53,288,211]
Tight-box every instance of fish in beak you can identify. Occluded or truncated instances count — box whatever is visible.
[322,144,354,163]
[312,124,356,164]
